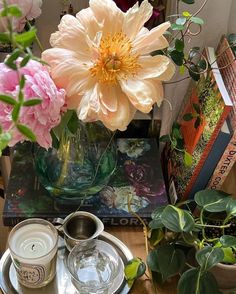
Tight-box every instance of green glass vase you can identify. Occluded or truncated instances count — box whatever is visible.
[34,121,117,203]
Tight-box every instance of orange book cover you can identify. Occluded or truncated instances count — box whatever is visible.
[166,47,233,200]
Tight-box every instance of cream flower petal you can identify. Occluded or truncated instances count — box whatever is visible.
[99,84,118,112]
[76,7,102,40]
[89,0,124,35]
[137,55,175,81]
[133,22,170,54]
[50,15,89,59]
[123,0,153,41]
[42,48,92,96]
[100,91,136,131]
[77,84,100,122]
[151,80,164,106]
[120,79,158,113]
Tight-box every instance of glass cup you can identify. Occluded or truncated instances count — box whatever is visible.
[67,239,120,294]
[8,218,58,288]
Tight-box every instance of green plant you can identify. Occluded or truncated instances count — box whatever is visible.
[125,189,236,294]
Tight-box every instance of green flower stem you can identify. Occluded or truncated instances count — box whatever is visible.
[26,21,44,52]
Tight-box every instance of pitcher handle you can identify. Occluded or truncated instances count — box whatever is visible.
[52,217,64,238]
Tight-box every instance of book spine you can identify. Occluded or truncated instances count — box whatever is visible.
[187,120,232,199]
[207,130,236,190]
[182,106,231,199]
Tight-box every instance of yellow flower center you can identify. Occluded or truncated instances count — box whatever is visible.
[90,32,140,84]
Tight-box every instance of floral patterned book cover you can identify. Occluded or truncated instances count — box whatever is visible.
[3,139,168,226]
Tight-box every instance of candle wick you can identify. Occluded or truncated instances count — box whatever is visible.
[31,244,35,251]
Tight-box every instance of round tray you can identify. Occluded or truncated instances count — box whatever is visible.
[0,231,133,294]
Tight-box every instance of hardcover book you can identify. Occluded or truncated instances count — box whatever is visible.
[207,35,236,190]
[165,47,233,201]
[3,138,168,226]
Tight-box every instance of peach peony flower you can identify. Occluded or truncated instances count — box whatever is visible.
[0,0,42,32]
[0,59,65,149]
[42,0,175,131]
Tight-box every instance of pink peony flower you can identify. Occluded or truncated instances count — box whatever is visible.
[0,59,65,149]
[0,0,42,32]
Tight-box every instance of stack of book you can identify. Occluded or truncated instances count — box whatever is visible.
[163,35,236,202]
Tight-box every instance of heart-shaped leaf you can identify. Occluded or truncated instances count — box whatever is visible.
[219,235,236,247]
[196,246,224,271]
[195,189,231,212]
[161,205,195,232]
[226,198,236,216]
[147,245,185,281]
[178,268,221,294]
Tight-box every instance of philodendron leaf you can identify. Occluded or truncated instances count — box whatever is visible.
[226,198,236,216]
[147,245,185,281]
[148,229,164,247]
[194,189,231,212]
[219,235,236,247]
[178,268,222,294]
[124,257,146,287]
[161,205,195,232]
[151,206,165,220]
[196,246,224,272]
[221,247,236,264]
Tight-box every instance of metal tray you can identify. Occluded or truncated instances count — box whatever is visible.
[0,231,133,294]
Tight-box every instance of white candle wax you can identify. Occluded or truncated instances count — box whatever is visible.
[9,223,56,260]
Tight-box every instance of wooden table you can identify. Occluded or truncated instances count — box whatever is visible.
[106,226,177,294]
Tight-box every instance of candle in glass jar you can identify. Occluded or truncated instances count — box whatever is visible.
[8,219,58,288]
[9,223,56,259]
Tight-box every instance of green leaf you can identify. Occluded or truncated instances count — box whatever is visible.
[219,235,236,248]
[221,247,236,264]
[178,268,221,294]
[193,103,201,114]
[171,23,184,31]
[170,50,184,66]
[20,54,31,67]
[161,205,195,232]
[194,189,231,212]
[147,245,185,281]
[190,16,204,25]
[181,0,195,4]
[148,229,164,246]
[184,151,192,167]
[198,59,207,71]
[226,198,236,216]
[1,5,22,17]
[23,99,42,107]
[159,134,170,142]
[0,132,11,156]
[179,64,186,75]
[12,103,21,122]
[4,48,21,70]
[188,64,200,81]
[0,94,17,106]
[124,257,146,281]
[175,39,185,52]
[14,28,37,47]
[151,206,165,219]
[194,116,201,129]
[176,17,186,26]
[19,75,25,89]
[149,219,164,229]
[182,11,192,18]
[196,247,224,271]
[67,111,78,134]
[183,113,193,121]
[16,124,36,141]
[0,32,10,43]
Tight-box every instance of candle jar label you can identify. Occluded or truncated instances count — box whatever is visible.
[13,252,57,288]
[14,260,46,286]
